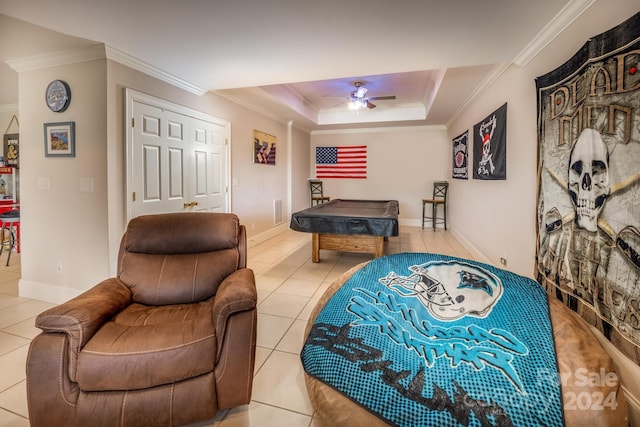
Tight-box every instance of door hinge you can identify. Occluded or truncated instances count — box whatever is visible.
[132,192,136,202]
[131,118,135,128]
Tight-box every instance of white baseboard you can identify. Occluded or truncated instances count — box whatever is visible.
[247,222,290,248]
[19,279,83,304]
[399,218,447,230]
[448,226,492,265]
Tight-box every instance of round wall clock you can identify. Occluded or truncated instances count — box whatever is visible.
[45,80,71,112]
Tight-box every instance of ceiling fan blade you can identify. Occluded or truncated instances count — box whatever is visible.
[366,100,377,109]
[368,95,396,101]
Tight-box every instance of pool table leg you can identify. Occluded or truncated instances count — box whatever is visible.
[312,233,320,262]
[374,236,384,258]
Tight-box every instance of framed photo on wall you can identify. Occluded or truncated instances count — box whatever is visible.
[44,122,75,157]
[253,129,276,165]
[2,133,18,167]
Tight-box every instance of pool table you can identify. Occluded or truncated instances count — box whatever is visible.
[290,199,399,262]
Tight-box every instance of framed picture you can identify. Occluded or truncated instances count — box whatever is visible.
[3,133,18,167]
[253,129,276,165]
[44,122,75,157]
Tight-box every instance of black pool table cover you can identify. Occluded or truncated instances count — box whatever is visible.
[290,199,399,237]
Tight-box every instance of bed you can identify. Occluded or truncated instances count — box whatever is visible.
[301,253,628,426]
[290,199,399,262]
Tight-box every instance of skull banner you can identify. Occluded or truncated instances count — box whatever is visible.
[473,103,507,180]
[535,11,640,365]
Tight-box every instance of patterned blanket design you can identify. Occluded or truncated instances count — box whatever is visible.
[301,253,563,426]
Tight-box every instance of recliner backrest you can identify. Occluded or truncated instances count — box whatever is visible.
[117,212,242,305]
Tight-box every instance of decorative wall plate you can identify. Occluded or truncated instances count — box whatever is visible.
[45,80,71,112]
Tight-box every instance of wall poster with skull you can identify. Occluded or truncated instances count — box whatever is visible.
[535,11,640,365]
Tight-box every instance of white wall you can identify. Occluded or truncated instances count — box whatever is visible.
[311,126,449,224]
[0,110,19,136]
[18,59,110,301]
[291,124,312,214]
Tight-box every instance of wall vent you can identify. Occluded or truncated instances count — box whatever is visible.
[273,199,283,225]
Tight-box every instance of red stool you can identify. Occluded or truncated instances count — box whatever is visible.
[0,211,20,266]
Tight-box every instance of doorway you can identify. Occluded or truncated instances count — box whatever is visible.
[125,89,231,221]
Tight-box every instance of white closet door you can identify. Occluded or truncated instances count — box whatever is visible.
[190,117,227,212]
[130,101,189,216]
[127,91,230,219]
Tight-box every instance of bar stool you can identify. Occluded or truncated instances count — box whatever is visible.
[309,180,330,206]
[0,210,20,266]
[422,181,448,231]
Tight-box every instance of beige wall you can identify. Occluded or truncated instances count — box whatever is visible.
[311,126,450,224]
[0,110,19,136]
[19,59,109,301]
[291,124,312,214]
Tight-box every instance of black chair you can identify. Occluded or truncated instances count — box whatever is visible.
[309,180,330,206]
[422,181,448,231]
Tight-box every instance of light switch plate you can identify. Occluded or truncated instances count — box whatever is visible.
[80,177,94,193]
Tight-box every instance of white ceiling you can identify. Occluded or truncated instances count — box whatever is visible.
[0,0,593,129]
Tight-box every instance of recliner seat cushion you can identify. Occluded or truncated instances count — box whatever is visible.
[76,300,216,391]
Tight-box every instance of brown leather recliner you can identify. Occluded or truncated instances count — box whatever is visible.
[26,212,257,427]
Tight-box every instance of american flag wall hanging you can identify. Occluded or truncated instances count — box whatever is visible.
[315,145,367,179]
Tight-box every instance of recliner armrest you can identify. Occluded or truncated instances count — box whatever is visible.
[35,277,132,382]
[212,268,257,356]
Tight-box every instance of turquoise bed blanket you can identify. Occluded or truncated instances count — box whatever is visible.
[301,253,564,426]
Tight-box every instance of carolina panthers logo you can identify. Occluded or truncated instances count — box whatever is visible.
[458,270,495,296]
[379,260,503,321]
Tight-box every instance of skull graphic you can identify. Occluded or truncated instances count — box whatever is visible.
[568,129,610,232]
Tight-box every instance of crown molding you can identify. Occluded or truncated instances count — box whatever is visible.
[0,104,19,113]
[445,0,596,127]
[104,45,206,96]
[311,124,446,135]
[512,0,597,66]
[446,62,511,129]
[6,44,106,72]
[5,43,206,96]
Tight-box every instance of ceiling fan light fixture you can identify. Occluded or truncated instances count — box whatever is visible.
[348,95,368,110]
[355,85,367,99]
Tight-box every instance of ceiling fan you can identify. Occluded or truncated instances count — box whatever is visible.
[349,81,396,110]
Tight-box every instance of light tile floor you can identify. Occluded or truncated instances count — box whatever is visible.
[0,226,475,426]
